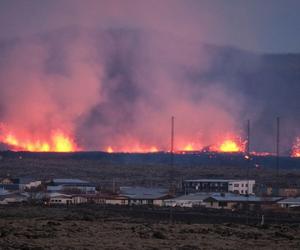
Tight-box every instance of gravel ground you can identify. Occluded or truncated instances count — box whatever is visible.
[0,206,299,250]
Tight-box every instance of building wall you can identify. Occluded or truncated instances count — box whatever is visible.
[184,180,255,195]
[184,181,229,193]
[278,188,300,197]
[228,180,255,195]
[72,196,88,204]
[204,201,236,210]
[105,199,128,205]
[49,197,73,205]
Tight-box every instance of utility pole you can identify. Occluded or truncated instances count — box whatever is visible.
[276,117,280,194]
[171,116,174,161]
[246,119,250,157]
[246,119,250,193]
[246,119,250,225]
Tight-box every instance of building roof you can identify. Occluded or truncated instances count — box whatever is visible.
[0,188,10,196]
[203,193,282,203]
[0,184,20,191]
[0,193,28,201]
[184,179,255,183]
[165,192,213,202]
[48,192,72,198]
[278,197,300,204]
[52,179,89,184]
[120,187,169,200]
[18,177,37,184]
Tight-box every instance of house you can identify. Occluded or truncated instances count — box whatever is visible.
[47,192,73,205]
[0,177,41,191]
[183,179,255,195]
[0,177,19,185]
[119,187,171,206]
[47,178,96,193]
[72,195,88,205]
[19,178,42,191]
[278,197,300,208]
[164,193,212,207]
[0,193,28,205]
[103,195,129,205]
[203,193,282,210]
[47,192,92,205]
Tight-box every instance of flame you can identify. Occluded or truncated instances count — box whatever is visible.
[2,130,77,152]
[219,139,242,153]
[107,146,114,153]
[291,137,300,157]
[183,143,195,151]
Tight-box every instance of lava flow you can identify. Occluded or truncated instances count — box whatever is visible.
[106,145,158,153]
[1,131,78,152]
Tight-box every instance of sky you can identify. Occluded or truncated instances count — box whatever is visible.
[0,0,300,53]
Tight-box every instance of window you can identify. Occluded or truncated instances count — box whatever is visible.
[234,184,239,187]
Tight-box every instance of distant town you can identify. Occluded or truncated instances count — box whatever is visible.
[1,176,299,211]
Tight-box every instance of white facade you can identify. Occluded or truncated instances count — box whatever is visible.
[49,195,73,205]
[184,179,255,195]
[228,180,255,195]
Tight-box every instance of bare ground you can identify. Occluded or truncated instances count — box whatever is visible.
[0,206,300,250]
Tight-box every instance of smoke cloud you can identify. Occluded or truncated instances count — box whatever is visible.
[0,1,299,154]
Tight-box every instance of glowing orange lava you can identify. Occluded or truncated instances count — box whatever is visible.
[2,131,77,152]
[106,145,158,153]
[251,151,274,157]
[291,137,300,157]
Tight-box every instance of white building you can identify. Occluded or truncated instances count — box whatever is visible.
[164,193,212,207]
[183,179,255,195]
[48,192,73,205]
[228,180,255,195]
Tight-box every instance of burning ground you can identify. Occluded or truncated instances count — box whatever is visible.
[0,27,300,155]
